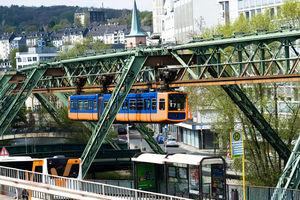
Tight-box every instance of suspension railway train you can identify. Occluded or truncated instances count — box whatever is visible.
[68,91,188,123]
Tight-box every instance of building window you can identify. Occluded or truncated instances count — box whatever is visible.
[27,57,32,62]
[33,57,37,61]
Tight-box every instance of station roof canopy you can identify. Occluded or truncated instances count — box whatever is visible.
[132,153,224,166]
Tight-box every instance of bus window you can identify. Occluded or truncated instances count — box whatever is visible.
[47,159,79,178]
[137,99,143,111]
[93,100,97,111]
[122,100,128,110]
[84,101,89,110]
[152,99,156,111]
[144,99,150,110]
[159,99,165,110]
[168,94,186,111]
[129,99,136,110]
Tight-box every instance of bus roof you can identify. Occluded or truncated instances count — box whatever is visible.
[132,153,223,166]
[0,156,34,162]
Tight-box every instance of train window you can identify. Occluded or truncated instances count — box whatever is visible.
[137,99,143,110]
[144,99,150,110]
[70,100,74,110]
[89,101,93,110]
[84,101,89,110]
[129,99,136,110]
[169,94,186,111]
[159,99,165,110]
[122,100,128,110]
[79,101,83,110]
[104,100,109,108]
[152,99,157,110]
[93,100,97,111]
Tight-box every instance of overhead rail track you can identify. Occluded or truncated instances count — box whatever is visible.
[1,28,300,179]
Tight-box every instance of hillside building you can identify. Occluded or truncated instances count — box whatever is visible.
[16,47,57,70]
[0,33,14,61]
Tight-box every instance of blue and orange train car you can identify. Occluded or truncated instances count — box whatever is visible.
[68,92,188,123]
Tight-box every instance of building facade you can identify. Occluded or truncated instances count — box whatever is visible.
[152,0,165,36]
[0,33,14,61]
[16,47,57,70]
[237,0,289,19]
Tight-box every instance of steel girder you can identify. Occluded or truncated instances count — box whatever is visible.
[134,123,165,154]
[81,56,147,177]
[0,67,46,135]
[33,93,62,125]
[272,135,300,200]
[53,92,121,150]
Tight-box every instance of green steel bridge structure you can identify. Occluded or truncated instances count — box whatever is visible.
[1,28,300,198]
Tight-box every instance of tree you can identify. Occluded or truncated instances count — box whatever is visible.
[25,25,38,33]
[10,48,19,69]
[11,104,28,128]
[59,37,111,58]
[187,0,300,186]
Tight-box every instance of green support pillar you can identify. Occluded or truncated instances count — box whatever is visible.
[134,123,165,154]
[0,67,47,136]
[81,56,147,177]
[272,133,300,200]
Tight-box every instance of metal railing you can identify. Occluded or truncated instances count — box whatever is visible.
[0,165,191,200]
[228,184,300,200]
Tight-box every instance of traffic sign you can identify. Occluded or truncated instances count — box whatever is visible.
[0,147,9,156]
[230,131,244,158]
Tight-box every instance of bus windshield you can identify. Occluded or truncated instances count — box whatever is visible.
[47,158,80,178]
[168,94,186,111]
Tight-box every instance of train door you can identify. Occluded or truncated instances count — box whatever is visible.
[144,99,151,122]
[157,93,168,122]
[99,96,103,118]
[136,98,143,121]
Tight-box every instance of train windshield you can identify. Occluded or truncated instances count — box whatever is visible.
[168,93,186,111]
[47,158,80,178]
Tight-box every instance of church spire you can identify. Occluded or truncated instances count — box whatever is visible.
[128,0,146,37]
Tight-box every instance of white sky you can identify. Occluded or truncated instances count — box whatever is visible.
[0,0,153,11]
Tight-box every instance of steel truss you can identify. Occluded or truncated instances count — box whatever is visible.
[0,29,300,180]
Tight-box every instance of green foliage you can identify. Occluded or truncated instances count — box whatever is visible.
[11,104,27,127]
[0,6,76,33]
[25,25,38,34]
[187,0,300,187]
[55,107,90,143]
[59,37,111,58]
[10,48,18,69]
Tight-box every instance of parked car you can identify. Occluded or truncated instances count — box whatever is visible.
[166,138,179,147]
[118,127,127,135]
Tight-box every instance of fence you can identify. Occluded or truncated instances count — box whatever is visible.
[0,165,191,200]
[228,184,300,200]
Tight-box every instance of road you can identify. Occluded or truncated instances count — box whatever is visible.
[118,129,190,154]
